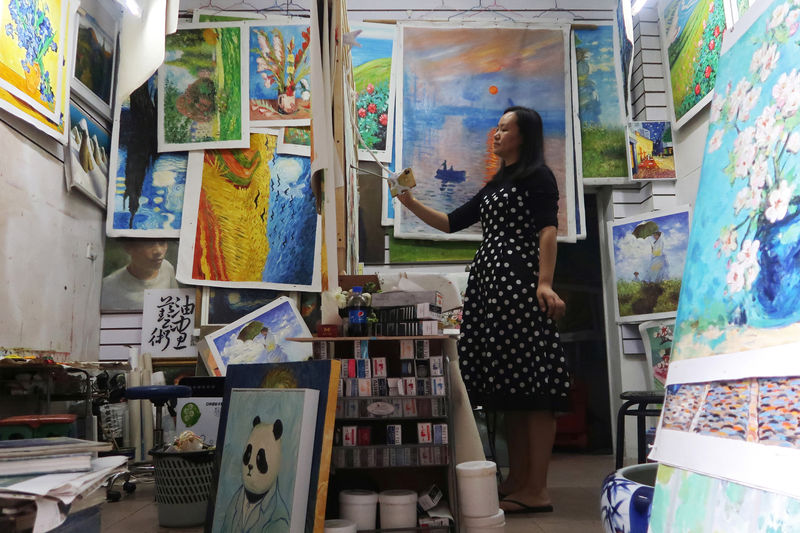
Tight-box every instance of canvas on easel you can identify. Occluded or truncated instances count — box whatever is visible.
[211,387,318,533]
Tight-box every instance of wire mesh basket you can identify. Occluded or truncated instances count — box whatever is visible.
[149,446,215,527]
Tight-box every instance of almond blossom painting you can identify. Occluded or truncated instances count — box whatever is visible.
[671,0,800,374]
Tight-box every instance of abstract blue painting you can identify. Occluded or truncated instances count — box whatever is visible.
[106,74,188,237]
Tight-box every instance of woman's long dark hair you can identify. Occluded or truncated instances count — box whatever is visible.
[491,105,546,182]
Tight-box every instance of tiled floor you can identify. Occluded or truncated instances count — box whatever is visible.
[100,452,614,532]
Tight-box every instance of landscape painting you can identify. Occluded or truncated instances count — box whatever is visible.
[607,206,690,322]
[177,132,321,291]
[659,0,727,128]
[396,23,575,242]
[628,121,676,180]
[670,0,800,375]
[205,297,312,374]
[573,25,628,182]
[277,125,311,156]
[107,74,188,237]
[351,21,396,162]
[247,22,312,126]
[66,100,110,207]
[201,286,285,325]
[158,22,249,151]
[72,5,116,118]
[0,0,67,122]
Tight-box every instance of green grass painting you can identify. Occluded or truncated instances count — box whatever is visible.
[159,24,248,151]
[388,228,478,263]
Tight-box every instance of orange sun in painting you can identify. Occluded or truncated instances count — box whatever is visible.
[489,85,498,95]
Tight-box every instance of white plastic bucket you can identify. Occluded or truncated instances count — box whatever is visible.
[456,460,500,518]
[379,489,418,528]
[339,489,378,530]
[324,518,358,533]
[462,509,506,532]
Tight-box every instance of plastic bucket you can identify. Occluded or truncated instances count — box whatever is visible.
[339,489,378,530]
[324,519,358,533]
[149,447,215,527]
[456,460,500,518]
[379,489,418,528]
[462,509,506,532]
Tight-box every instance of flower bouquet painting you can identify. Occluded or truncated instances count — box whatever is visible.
[672,0,800,371]
[248,23,311,126]
[659,0,728,128]
[0,0,67,122]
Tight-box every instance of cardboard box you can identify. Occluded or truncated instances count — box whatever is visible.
[175,397,222,445]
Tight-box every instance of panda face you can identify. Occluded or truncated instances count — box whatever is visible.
[241,416,283,498]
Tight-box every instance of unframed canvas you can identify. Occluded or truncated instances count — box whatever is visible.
[66,98,110,207]
[627,121,677,181]
[395,22,576,243]
[71,1,118,119]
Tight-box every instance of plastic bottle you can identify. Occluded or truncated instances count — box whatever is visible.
[347,286,369,337]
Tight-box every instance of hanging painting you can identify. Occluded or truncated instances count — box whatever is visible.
[65,98,109,207]
[247,21,312,127]
[572,25,629,183]
[627,121,676,180]
[71,1,117,119]
[658,0,728,128]
[606,206,690,323]
[204,296,312,374]
[200,286,287,326]
[277,125,311,156]
[396,22,575,242]
[350,21,397,162]
[638,319,675,391]
[177,131,322,291]
[158,22,249,152]
[649,0,800,500]
[616,0,634,118]
[0,0,77,142]
[0,0,68,122]
[106,74,188,237]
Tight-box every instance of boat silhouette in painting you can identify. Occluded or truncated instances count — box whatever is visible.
[435,160,466,191]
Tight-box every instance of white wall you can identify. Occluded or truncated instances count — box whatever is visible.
[0,117,104,361]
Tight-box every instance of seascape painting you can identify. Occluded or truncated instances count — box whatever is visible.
[66,100,109,207]
[177,132,321,291]
[247,22,312,126]
[0,0,67,121]
[205,297,312,374]
[659,0,727,128]
[573,25,628,181]
[158,22,249,151]
[72,5,116,117]
[607,206,690,322]
[351,21,396,162]
[628,121,676,180]
[396,23,575,242]
[670,0,800,370]
[107,74,188,237]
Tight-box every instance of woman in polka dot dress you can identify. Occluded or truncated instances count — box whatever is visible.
[398,106,570,514]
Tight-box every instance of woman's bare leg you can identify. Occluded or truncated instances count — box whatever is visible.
[500,410,556,510]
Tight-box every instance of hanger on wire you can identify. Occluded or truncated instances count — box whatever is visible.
[262,0,310,15]
[448,0,519,22]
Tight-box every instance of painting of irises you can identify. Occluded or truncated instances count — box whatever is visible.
[671,0,800,368]
[0,0,67,121]
[66,99,109,207]
[607,206,690,322]
[177,132,321,291]
[107,74,188,237]
[659,0,727,128]
[248,22,311,126]
[396,24,575,242]
[574,25,628,181]
[158,23,249,151]
[351,22,396,162]
[628,121,676,180]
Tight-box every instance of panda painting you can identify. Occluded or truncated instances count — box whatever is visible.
[220,416,291,532]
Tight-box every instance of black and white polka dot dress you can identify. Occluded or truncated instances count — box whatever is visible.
[447,164,571,412]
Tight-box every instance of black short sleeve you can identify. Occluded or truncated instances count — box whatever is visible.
[447,188,485,233]
[523,166,559,230]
